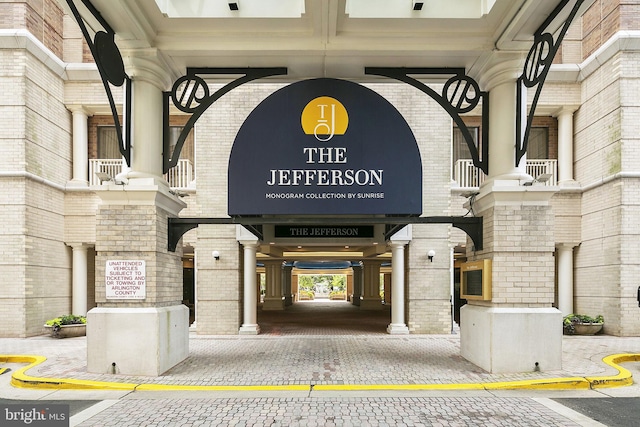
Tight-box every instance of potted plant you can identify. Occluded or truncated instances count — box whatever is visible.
[563,314,604,335]
[44,314,87,338]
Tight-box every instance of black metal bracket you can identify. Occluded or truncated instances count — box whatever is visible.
[516,0,584,166]
[163,67,288,173]
[65,0,132,166]
[365,67,489,175]
[168,216,482,253]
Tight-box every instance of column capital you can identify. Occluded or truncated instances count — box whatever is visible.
[476,55,526,92]
[556,242,580,250]
[388,240,410,249]
[123,49,176,91]
[67,105,93,116]
[552,106,580,117]
[67,242,90,250]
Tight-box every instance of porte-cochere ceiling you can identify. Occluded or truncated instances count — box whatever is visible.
[62,0,593,83]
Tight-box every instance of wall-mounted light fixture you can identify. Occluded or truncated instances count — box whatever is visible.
[228,2,239,11]
[212,250,220,260]
[413,1,424,11]
[427,250,436,262]
[523,173,552,186]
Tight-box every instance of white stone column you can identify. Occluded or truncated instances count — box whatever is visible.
[387,241,409,334]
[239,241,260,334]
[556,107,579,187]
[481,60,531,184]
[118,56,171,183]
[68,108,89,187]
[70,243,88,315]
[557,244,576,316]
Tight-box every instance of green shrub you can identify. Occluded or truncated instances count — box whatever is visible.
[563,314,603,335]
[45,314,87,327]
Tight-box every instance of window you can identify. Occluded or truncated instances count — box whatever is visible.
[96,126,194,163]
[453,126,478,165]
[97,127,121,159]
[527,127,549,159]
[452,124,550,162]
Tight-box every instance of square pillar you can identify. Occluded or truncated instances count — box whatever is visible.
[460,183,562,373]
[262,260,285,310]
[87,183,188,376]
[360,260,383,310]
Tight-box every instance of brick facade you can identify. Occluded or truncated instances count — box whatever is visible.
[2,1,640,338]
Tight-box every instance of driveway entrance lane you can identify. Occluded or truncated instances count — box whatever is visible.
[73,396,582,427]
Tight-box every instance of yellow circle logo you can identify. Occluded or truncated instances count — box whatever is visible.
[301,96,348,141]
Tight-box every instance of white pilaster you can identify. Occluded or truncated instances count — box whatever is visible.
[387,241,409,334]
[557,244,576,316]
[67,108,89,187]
[239,241,260,334]
[70,243,88,315]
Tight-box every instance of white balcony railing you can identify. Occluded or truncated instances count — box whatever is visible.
[89,158,195,189]
[453,159,558,188]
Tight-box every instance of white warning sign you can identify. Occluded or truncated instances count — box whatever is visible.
[105,260,146,300]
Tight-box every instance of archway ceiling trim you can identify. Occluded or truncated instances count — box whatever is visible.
[167,216,483,253]
[70,0,595,82]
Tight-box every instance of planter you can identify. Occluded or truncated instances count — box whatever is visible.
[572,323,603,335]
[44,324,86,338]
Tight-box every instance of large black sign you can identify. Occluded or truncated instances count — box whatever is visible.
[228,78,422,215]
[275,225,374,238]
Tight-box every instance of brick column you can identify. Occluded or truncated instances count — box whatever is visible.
[460,60,562,373]
[87,57,189,376]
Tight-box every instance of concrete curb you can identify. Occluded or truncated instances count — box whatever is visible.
[2,353,638,392]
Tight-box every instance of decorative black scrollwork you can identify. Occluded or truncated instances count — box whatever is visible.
[171,75,211,114]
[366,68,489,175]
[65,0,132,166]
[443,75,482,114]
[164,68,287,173]
[516,0,584,167]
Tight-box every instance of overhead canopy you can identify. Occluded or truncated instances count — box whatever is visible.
[62,0,594,82]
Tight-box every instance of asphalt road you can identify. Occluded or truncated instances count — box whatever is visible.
[553,397,640,427]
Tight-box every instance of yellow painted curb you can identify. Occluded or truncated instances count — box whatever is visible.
[4,355,137,391]
[3,353,638,392]
[586,353,640,389]
[482,377,590,390]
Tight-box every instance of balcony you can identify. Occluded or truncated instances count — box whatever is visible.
[89,159,195,189]
[453,159,558,188]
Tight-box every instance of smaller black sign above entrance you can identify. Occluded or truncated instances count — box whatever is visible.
[275,225,374,238]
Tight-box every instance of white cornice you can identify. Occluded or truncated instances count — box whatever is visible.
[0,29,66,77]
[548,30,640,83]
